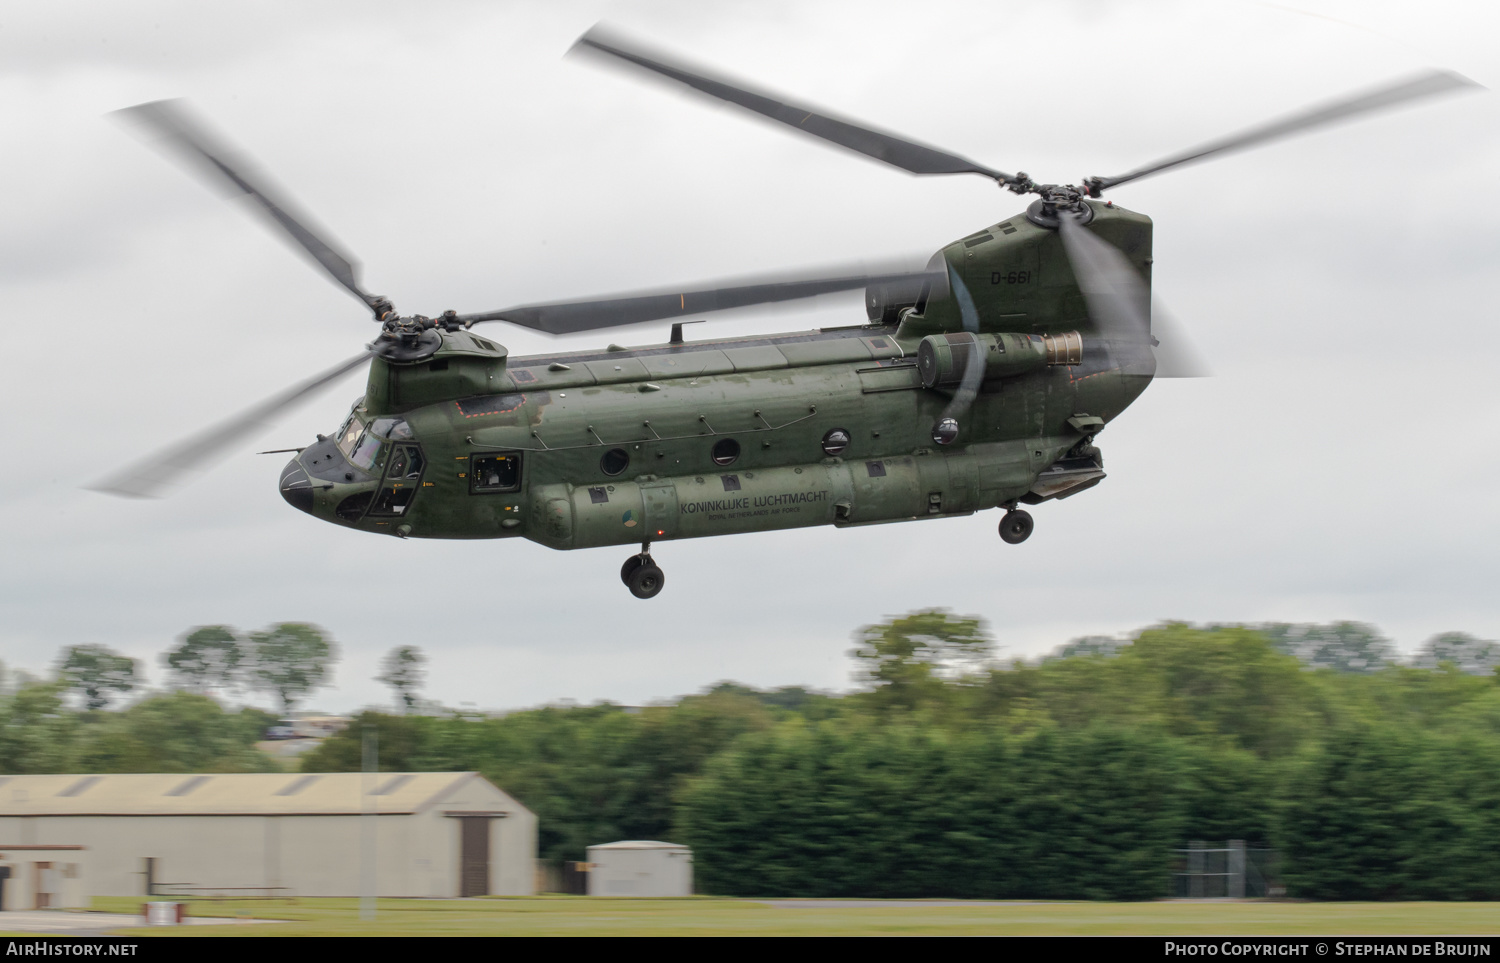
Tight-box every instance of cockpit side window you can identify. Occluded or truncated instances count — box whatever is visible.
[387,446,425,480]
[369,444,425,517]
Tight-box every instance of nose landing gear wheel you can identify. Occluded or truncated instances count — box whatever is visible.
[627,561,665,599]
[999,509,1034,544]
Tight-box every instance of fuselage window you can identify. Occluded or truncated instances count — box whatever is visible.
[471,453,522,493]
[600,448,630,477]
[711,438,740,467]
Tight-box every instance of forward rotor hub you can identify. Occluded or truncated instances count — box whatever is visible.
[373,313,443,362]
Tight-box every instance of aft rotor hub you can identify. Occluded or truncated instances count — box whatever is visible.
[1023,187,1094,229]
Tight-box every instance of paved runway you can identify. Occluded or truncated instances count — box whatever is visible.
[757,900,1044,909]
[0,910,263,935]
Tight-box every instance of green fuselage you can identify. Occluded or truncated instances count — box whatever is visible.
[279,200,1155,549]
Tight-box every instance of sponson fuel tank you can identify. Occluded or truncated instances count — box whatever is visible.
[523,441,1048,551]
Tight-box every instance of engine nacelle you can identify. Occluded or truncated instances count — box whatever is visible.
[865,275,933,324]
[916,331,1081,387]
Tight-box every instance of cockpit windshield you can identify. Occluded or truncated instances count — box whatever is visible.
[350,433,386,472]
[336,415,364,457]
[334,413,412,474]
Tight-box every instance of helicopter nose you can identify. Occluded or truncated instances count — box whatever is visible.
[279,459,316,514]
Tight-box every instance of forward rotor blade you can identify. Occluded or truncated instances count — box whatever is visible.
[114,100,383,317]
[1151,298,1212,378]
[88,350,373,499]
[573,25,1018,184]
[460,267,941,335]
[1089,70,1481,192]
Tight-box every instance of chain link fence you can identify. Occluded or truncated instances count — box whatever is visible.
[1171,841,1282,898]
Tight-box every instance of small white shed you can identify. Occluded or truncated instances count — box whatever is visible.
[586,840,692,897]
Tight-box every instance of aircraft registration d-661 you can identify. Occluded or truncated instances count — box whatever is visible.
[94,26,1480,598]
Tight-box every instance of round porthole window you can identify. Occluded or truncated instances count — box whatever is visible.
[600,448,630,476]
[711,438,740,466]
[822,428,851,456]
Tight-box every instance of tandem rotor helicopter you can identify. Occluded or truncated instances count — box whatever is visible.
[94,26,1480,598]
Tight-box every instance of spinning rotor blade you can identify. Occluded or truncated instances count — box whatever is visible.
[89,350,373,499]
[930,233,1208,444]
[1057,212,1210,378]
[936,333,984,423]
[927,266,986,442]
[460,267,941,335]
[1088,70,1480,193]
[573,25,1020,185]
[115,100,385,318]
[1055,213,1151,345]
[1151,299,1211,378]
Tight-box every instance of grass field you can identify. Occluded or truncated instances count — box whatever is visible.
[73,896,1500,937]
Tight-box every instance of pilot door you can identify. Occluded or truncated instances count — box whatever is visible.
[369,443,426,517]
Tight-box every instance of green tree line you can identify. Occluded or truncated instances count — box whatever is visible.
[0,684,276,774]
[296,618,1500,900]
[3,615,1498,899]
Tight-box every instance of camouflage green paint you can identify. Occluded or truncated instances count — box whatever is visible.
[283,201,1154,549]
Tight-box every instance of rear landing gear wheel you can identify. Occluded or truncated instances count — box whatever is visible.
[627,561,665,599]
[620,553,648,586]
[999,509,1034,544]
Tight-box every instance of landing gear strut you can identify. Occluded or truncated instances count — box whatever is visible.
[620,542,665,599]
[999,509,1034,544]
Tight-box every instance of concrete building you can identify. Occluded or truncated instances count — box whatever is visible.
[0,772,535,903]
[0,845,89,911]
[586,841,693,896]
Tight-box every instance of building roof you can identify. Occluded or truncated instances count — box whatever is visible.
[0,772,516,817]
[587,840,690,851]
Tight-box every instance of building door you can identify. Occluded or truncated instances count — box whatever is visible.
[32,862,52,909]
[459,818,490,897]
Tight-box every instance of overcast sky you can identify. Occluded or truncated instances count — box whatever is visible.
[1,0,1496,715]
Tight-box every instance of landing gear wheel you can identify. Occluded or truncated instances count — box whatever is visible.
[627,562,665,599]
[620,553,648,586]
[999,509,1034,544]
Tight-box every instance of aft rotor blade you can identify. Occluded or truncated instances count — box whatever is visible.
[573,25,1018,184]
[941,332,986,423]
[1089,70,1481,193]
[114,100,384,317]
[460,268,941,335]
[1056,212,1152,346]
[88,350,373,499]
[1151,298,1212,378]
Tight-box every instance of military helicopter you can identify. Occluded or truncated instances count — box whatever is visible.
[93,26,1478,598]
